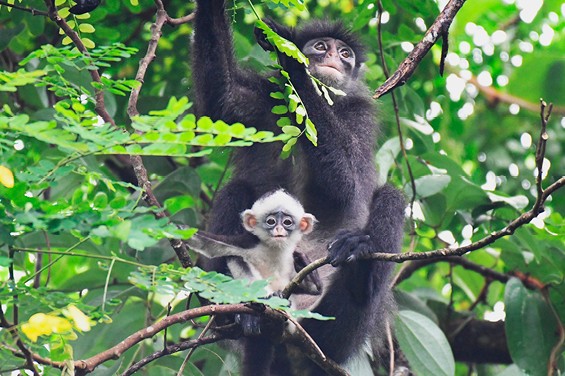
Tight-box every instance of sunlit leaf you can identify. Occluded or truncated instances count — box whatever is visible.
[0,166,15,188]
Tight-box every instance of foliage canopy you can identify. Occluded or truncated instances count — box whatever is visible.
[0,0,564,375]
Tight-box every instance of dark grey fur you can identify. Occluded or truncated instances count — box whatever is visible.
[192,1,406,375]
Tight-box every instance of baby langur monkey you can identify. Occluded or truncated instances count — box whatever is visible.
[186,189,321,299]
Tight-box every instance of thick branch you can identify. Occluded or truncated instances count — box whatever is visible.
[73,303,348,376]
[74,305,246,375]
[374,0,467,98]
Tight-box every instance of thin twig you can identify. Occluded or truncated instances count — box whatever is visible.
[176,316,217,375]
[280,313,349,376]
[376,0,417,236]
[533,101,552,213]
[465,75,565,115]
[42,0,115,126]
[0,0,49,16]
[122,335,222,376]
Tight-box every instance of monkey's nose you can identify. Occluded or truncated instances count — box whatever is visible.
[273,226,287,237]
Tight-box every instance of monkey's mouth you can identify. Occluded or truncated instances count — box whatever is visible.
[319,64,340,72]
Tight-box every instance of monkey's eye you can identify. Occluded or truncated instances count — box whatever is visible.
[314,41,326,51]
[265,216,277,227]
[340,48,351,59]
[282,217,294,228]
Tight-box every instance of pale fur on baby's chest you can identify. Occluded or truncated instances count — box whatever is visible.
[247,245,295,293]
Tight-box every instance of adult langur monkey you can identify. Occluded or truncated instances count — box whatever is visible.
[191,1,406,374]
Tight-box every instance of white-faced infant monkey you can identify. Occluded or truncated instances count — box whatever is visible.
[186,189,321,299]
[186,190,321,375]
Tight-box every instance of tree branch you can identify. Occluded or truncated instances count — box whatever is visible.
[374,0,467,98]
[466,75,565,115]
[72,303,348,376]
[121,334,222,376]
[287,176,564,291]
[0,307,40,376]
[126,1,195,267]
[392,256,509,287]
[0,0,48,16]
[42,0,115,126]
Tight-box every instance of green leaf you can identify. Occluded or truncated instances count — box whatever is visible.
[0,256,12,267]
[282,137,297,152]
[78,24,95,33]
[504,278,559,376]
[82,38,95,49]
[395,310,455,376]
[282,126,301,136]
[375,137,401,184]
[271,105,288,115]
[276,117,292,127]
[486,192,529,210]
[405,174,451,199]
[305,118,317,146]
[255,20,309,65]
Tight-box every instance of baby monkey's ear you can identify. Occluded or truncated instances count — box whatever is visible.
[299,213,317,234]
[242,210,257,232]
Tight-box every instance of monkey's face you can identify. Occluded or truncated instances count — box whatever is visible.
[262,211,297,244]
[302,38,356,86]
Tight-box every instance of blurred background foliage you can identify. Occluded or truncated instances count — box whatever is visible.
[0,0,564,375]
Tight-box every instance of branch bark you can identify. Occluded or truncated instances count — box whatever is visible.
[126,1,195,267]
[287,176,565,294]
[72,303,348,376]
[374,0,467,98]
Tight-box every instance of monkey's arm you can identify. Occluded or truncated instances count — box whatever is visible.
[186,231,258,260]
[299,185,405,367]
[292,251,322,295]
[192,0,272,123]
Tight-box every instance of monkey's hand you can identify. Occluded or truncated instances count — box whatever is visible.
[235,312,263,336]
[327,230,372,266]
[235,301,286,337]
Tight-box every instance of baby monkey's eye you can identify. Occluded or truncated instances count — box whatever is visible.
[282,217,294,228]
[265,216,277,226]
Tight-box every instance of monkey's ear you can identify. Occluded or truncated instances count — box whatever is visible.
[299,213,317,234]
[254,18,292,52]
[242,210,257,232]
